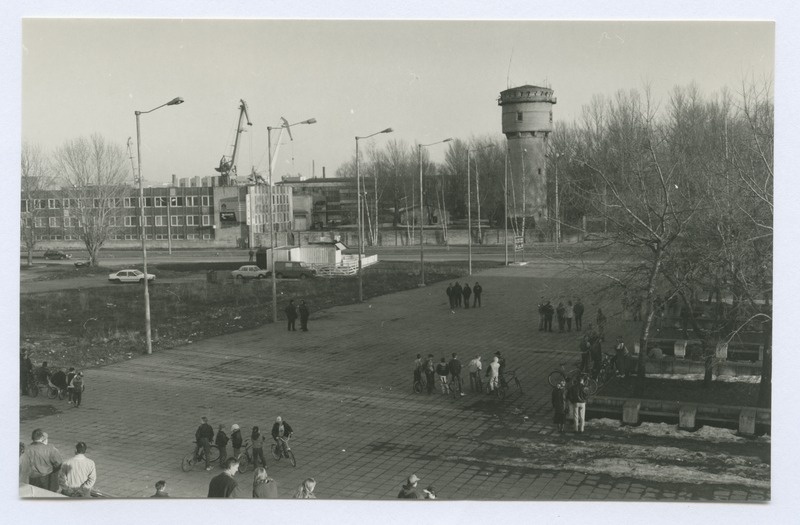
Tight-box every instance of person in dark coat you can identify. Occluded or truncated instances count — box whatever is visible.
[462,283,472,309]
[20,351,33,395]
[215,425,229,467]
[538,297,546,331]
[424,354,436,394]
[574,299,585,330]
[472,282,482,307]
[453,282,463,307]
[66,367,76,403]
[556,302,566,332]
[596,308,607,342]
[299,300,310,331]
[579,334,592,373]
[397,474,423,499]
[551,380,568,433]
[448,353,464,395]
[446,283,454,309]
[194,416,215,471]
[590,335,603,380]
[285,300,297,331]
[543,301,555,332]
[207,457,241,498]
[230,424,243,460]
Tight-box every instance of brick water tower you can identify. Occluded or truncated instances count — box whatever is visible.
[498,85,556,239]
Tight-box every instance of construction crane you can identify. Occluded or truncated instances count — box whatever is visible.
[215,99,252,185]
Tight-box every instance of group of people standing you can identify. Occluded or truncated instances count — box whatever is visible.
[284,299,311,332]
[446,282,483,309]
[551,376,591,434]
[21,356,86,407]
[19,428,97,497]
[537,298,589,333]
[414,351,506,396]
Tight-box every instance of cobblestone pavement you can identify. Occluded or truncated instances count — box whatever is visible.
[19,262,770,501]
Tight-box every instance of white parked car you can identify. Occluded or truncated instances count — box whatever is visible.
[231,265,270,280]
[108,269,156,283]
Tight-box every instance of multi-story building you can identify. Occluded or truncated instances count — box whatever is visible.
[277,177,358,230]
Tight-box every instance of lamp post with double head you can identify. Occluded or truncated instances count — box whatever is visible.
[418,138,452,286]
[134,96,184,355]
[354,128,393,302]
[266,117,317,322]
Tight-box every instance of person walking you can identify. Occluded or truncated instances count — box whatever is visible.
[151,480,170,497]
[446,283,454,309]
[467,355,482,392]
[551,380,568,433]
[472,282,483,307]
[413,354,423,389]
[424,354,436,395]
[248,249,255,263]
[207,457,241,498]
[65,367,76,404]
[293,478,317,499]
[565,301,574,332]
[299,300,310,331]
[230,424,243,460]
[462,283,472,309]
[250,426,267,469]
[453,282,463,308]
[556,302,566,332]
[486,355,500,394]
[215,424,229,468]
[448,353,464,396]
[69,372,85,407]
[567,376,589,433]
[596,308,607,342]
[58,441,96,497]
[543,301,555,332]
[194,416,215,471]
[574,299,585,331]
[252,467,279,498]
[285,300,298,331]
[19,429,62,492]
[436,358,450,395]
[397,474,424,499]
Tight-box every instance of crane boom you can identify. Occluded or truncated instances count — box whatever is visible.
[215,99,253,185]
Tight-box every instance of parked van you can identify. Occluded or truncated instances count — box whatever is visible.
[274,261,316,279]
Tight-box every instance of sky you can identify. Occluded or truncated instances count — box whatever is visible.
[21,19,773,186]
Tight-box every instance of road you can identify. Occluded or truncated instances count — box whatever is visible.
[20,263,769,503]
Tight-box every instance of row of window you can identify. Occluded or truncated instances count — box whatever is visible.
[36,234,213,241]
[22,195,212,212]
[34,215,213,228]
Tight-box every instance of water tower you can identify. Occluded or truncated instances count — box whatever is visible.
[498,85,556,238]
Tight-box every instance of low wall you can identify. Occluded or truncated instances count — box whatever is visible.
[645,356,761,377]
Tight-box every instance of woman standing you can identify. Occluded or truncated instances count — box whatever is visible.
[565,301,574,332]
[250,426,266,469]
[252,467,278,498]
[551,380,568,433]
[293,478,317,499]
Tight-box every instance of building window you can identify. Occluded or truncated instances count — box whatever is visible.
[124,198,135,208]
[202,215,211,226]
[186,215,199,226]
[36,235,48,241]
[48,199,60,209]
[155,234,166,240]
[21,200,29,212]
[33,199,45,209]
[202,196,210,206]
[516,111,523,122]
[50,235,62,240]
[143,216,153,226]
[107,216,117,226]
[48,217,60,227]
[145,234,153,240]
[187,234,198,240]
[203,234,211,240]
[124,234,135,240]
[144,197,154,207]
[155,197,167,208]
[171,215,182,226]
[124,216,138,227]
[155,216,165,226]
[186,196,198,207]
[170,196,184,207]
[172,234,183,240]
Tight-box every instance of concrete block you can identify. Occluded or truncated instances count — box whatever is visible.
[622,400,641,425]
[716,342,728,360]
[739,408,757,436]
[674,340,687,358]
[679,404,697,430]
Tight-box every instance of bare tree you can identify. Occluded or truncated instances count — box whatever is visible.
[21,142,54,266]
[52,135,130,266]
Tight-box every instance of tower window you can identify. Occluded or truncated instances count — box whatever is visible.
[516,111,523,122]
[538,168,542,175]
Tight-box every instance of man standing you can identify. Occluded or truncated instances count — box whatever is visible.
[207,457,241,498]
[467,354,482,392]
[544,301,555,332]
[453,282,463,308]
[448,353,464,396]
[574,299,585,331]
[567,376,589,433]
[556,302,566,332]
[462,283,471,309]
[397,474,424,499]
[215,424,229,468]
[194,416,215,471]
[565,301,574,332]
[579,334,592,373]
[446,283,454,309]
[69,372,85,407]
[537,297,546,331]
[424,354,436,395]
[473,282,482,308]
[285,300,298,331]
[436,358,450,394]
[151,480,169,497]
[248,248,255,263]
[299,300,310,331]
[19,429,62,492]
[486,356,501,393]
[230,424,243,460]
[413,354,423,388]
[58,441,96,497]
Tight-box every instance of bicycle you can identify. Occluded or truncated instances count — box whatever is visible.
[548,362,597,395]
[413,373,427,394]
[181,442,220,472]
[494,369,523,399]
[270,435,296,467]
[26,373,63,400]
[237,439,254,473]
[593,353,617,387]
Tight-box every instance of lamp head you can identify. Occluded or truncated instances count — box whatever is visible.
[304,118,317,125]
[167,97,184,106]
[443,138,453,143]
[381,128,393,134]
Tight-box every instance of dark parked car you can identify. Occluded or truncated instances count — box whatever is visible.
[74,260,91,268]
[273,261,316,279]
[43,250,71,260]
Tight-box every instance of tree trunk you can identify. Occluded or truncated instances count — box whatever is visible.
[758,320,771,408]
[635,246,664,396]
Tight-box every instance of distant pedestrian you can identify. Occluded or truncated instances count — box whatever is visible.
[413,353,423,388]
[596,308,607,342]
[397,474,424,499]
[453,282,463,307]
[215,425,229,468]
[299,300,310,331]
[551,380,568,433]
[537,297,546,331]
[250,426,267,469]
[194,416,215,471]
[486,355,500,393]
[207,457,241,498]
[543,301,554,332]
[20,351,33,395]
[462,283,471,309]
[579,335,591,373]
[252,467,279,498]
[58,441,96,497]
[69,372,85,407]
[65,367,76,404]
[19,429,62,492]
[574,299,585,330]
[567,376,589,433]
[467,355,483,392]
[448,353,464,395]
[436,358,450,395]
[590,335,603,379]
[248,249,255,263]
[556,302,566,332]
[285,300,298,331]
[230,424,243,460]
[446,283,454,309]
[565,301,574,331]
[424,354,436,395]
[473,282,482,307]
[151,480,170,497]
[293,477,317,499]
[614,336,630,378]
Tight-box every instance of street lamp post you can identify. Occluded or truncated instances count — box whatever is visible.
[553,152,562,249]
[134,96,183,355]
[418,138,452,286]
[466,144,492,275]
[355,128,393,302]
[266,117,317,322]
[504,147,509,266]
